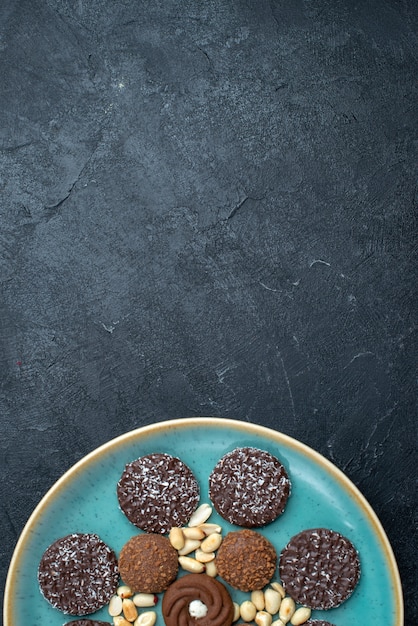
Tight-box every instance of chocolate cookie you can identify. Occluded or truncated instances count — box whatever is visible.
[209,447,290,527]
[279,528,360,609]
[38,533,118,615]
[64,622,111,625]
[162,573,234,626]
[117,452,200,533]
[119,533,178,593]
[215,529,277,591]
[305,621,336,626]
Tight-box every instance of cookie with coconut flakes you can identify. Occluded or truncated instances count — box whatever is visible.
[279,528,360,610]
[38,533,118,615]
[117,452,200,534]
[209,446,290,527]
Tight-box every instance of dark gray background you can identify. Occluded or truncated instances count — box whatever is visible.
[1,0,416,623]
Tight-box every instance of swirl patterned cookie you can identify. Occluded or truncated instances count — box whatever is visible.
[162,573,234,626]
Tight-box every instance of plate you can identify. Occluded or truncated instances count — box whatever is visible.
[4,417,403,625]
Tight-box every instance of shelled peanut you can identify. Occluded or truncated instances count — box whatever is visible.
[169,503,223,576]
[108,584,157,626]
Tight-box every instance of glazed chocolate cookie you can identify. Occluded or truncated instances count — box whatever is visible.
[119,533,178,593]
[64,622,111,626]
[209,447,290,527]
[38,533,118,615]
[117,452,200,533]
[215,529,277,591]
[279,528,360,609]
[162,573,234,626]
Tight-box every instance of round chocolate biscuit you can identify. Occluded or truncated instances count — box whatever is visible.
[162,573,234,626]
[215,529,277,591]
[117,452,200,533]
[38,533,118,615]
[279,528,360,610]
[64,622,111,626]
[209,447,290,527]
[305,621,336,626]
[119,533,178,593]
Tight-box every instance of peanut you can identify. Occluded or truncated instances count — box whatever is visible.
[122,598,138,622]
[255,611,273,626]
[108,595,123,616]
[270,582,286,598]
[117,585,133,598]
[133,612,157,626]
[183,526,206,540]
[188,503,212,526]
[169,526,185,550]
[178,555,206,573]
[205,559,218,577]
[264,588,281,615]
[200,532,223,553]
[251,590,265,611]
[195,548,215,563]
[240,600,257,622]
[113,617,131,626]
[290,606,311,625]
[233,602,241,622]
[199,522,222,535]
[178,538,202,556]
[279,597,296,623]
[132,593,157,607]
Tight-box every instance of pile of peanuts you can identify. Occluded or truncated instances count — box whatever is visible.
[106,503,312,625]
[169,503,223,576]
[233,583,311,625]
[107,585,157,626]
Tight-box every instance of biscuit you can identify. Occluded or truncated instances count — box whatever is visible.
[209,447,290,527]
[117,453,200,533]
[64,622,111,625]
[215,529,277,591]
[279,528,360,609]
[118,533,178,593]
[162,573,234,626]
[38,533,118,615]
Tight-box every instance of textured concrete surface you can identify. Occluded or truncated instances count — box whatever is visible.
[1,0,416,621]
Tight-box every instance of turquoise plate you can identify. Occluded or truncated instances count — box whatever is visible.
[4,418,403,625]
